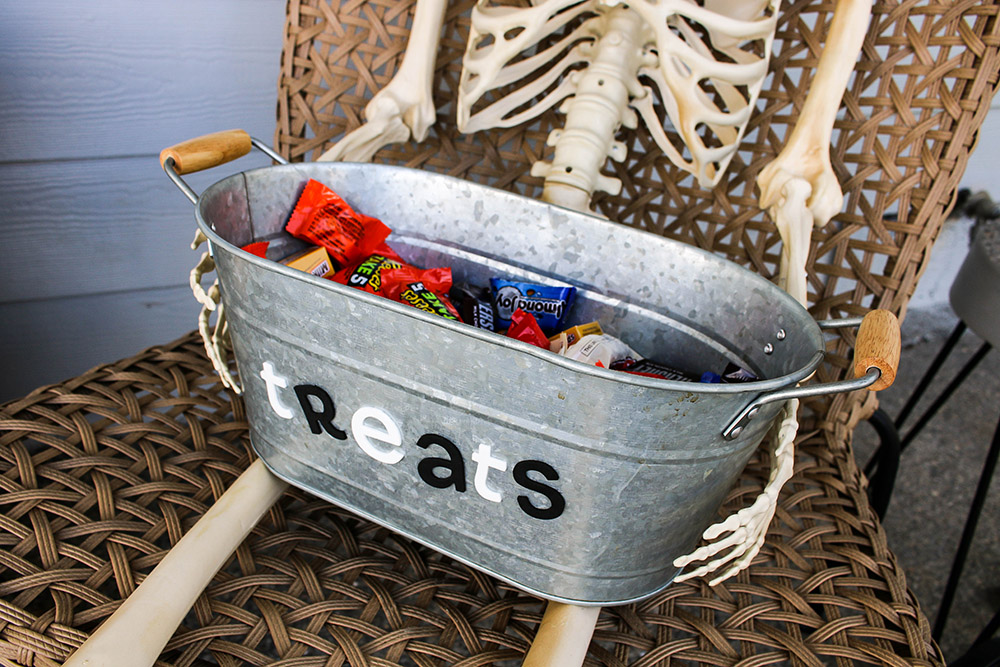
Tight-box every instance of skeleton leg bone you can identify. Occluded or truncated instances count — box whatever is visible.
[318,0,447,162]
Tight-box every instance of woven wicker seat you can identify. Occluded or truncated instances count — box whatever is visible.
[2,1,999,664]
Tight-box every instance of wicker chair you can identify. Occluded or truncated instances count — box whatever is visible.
[2,1,998,665]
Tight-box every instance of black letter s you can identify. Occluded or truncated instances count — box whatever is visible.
[513,460,565,520]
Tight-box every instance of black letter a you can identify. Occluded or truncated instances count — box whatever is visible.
[416,434,467,492]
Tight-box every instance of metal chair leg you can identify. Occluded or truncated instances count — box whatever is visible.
[971,605,1000,650]
[932,410,1000,643]
[895,320,967,429]
[864,320,967,478]
[865,408,900,519]
[901,340,992,451]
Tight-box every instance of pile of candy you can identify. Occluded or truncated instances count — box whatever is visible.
[243,179,756,384]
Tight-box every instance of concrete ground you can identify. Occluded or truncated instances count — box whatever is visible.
[853,310,1000,662]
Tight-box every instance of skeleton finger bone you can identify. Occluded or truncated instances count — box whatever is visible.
[318,0,447,163]
[319,109,412,164]
[707,539,764,586]
[673,524,747,572]
[674,536,748,583]
[197,287,241,394]
[190,252,219,310]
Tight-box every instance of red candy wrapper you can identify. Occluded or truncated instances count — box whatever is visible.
[330,243,404,295]
[506,308,549,349]
[383,271,462,321]
[286,179,390,268]
[241,241,269,258]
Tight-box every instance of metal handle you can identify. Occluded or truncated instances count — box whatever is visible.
[160,129,287,204]
[723,309,901,439]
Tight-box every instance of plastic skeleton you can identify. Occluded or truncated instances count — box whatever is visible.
[189,0,870,657]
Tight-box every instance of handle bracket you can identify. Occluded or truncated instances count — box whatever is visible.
[722,310,900,440]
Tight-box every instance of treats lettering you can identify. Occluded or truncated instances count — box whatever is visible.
[260,361,294,419]
[471,444,507,503]
[352,406,403,464]
[416,434,467,492]
[260,361,565,519]
[293,384,348,440]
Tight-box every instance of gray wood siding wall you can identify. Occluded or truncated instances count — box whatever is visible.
[1,0,286,400]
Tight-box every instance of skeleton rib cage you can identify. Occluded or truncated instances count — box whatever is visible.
[460,0,780,191]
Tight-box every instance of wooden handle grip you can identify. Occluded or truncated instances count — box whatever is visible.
[854,309,901,391]
[159,129,252,175]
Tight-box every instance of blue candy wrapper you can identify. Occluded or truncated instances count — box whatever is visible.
[491,278,576,332]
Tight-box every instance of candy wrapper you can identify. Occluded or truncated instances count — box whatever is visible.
[549,321,602,353]
[491,278,576,333]
[450,283,497,332]
[241,241,270,258]
[280,246,336,278]
[506,309,549,349]
[701,362,759,383]
[331,244,404,295]
[626,359,698,382]
[383,273,461,321]
[286,179,391,268]
[561,334,641,368]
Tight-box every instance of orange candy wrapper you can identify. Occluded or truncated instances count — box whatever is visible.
[286,179,391,268]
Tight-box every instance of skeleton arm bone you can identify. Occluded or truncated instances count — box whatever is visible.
[318,0,447,162]
[758,0,871,300]
[673,0,871,584]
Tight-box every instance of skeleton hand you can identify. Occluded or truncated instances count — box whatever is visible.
[190,229,240,393]
[318,0,446,163]
[673,399,798,585]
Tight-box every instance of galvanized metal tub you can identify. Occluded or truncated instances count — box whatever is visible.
[187,160,833,605]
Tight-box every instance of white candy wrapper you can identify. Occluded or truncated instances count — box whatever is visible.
[560,334,642,368]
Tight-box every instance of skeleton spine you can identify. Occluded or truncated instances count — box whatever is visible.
[538,5,648,211]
